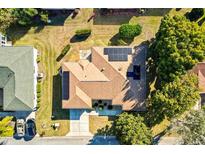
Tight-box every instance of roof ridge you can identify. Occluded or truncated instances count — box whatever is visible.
[91,47,126,80]
[9,48,33,68]
[76,86,92,107]
[3,96,33,110]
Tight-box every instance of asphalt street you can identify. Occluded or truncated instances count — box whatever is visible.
[0,136,119,145]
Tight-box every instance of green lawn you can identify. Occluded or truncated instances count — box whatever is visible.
[7,8,192,136]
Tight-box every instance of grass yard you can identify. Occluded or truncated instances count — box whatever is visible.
[6,8,191,136]
[89,115,116,135]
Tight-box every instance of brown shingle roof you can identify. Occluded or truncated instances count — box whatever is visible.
[62,47,146,111]
[192,62,205,92]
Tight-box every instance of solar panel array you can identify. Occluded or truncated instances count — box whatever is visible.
[104,47,132,61]
[62,72,69,100]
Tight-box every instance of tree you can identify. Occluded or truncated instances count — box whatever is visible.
[40,12,49,23]
[0,9,16,33]
[149,73,200,123]
[12,8,38,26]
[149,15,205,83]
[114,112,152,145]
[188,8,204,21]
[0,116,14,137]
[119,24,142,39]
[178,110,205,145]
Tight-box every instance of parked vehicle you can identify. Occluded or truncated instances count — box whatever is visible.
[26,118,36,137]
[16,119,25,137]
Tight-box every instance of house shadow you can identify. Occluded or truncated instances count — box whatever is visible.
[51,73,69,120]
[121,43,148,110]
[93,8,171,25]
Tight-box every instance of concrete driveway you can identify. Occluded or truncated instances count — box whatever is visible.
[67,109,92,136]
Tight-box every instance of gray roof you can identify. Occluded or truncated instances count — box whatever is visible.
[0,46,35,111]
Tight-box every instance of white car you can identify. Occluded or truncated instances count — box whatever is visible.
[16,119,25,137]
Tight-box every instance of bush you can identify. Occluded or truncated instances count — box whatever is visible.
[37,82,41,93]
[37,92,41,98]
[37,56,41,63]
[75,29,91,38]
[188,8,204,21]
[61,44,71,56]
[0,116,15,137]
[114,112,152,145]
[119,24,142,39]
[40,12,49,23]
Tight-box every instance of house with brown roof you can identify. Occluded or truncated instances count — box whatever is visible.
[61,46,147,115]
[192,62,205,106]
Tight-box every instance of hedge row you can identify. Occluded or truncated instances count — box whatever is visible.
[61,44,71,56]
[75,29,91,38]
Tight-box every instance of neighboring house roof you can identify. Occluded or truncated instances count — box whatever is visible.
[62,46,147,111]
[192,62,205,93]
[0,46,35,111]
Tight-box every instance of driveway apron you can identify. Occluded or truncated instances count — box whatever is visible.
[67,109,92,136]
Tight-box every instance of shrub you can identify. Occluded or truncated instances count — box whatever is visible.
[188,8,204,21]
[37,56,41,63]
[37,82,41,93]
[61,44,71,56]
[37,92,41,98]
[119,24,142,39]
[75,29,91,38]
[114,112,152,145]
[40,12,49,23]
[0,116,15,137]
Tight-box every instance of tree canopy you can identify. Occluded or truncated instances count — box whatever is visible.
[149,73,200,124]
[0,9,49,32]
[149,15,205,83]
[0,116,14,137]
[0,9,15,33]
[12,8,38,26]
[114,112,152,145]
[178,109,205,145]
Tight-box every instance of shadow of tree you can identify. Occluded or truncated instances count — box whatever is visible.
[6,25,31,44]
[93,8,171,25]
[94,116,117,136]
[109,33,133,46]
[51,73,69,120]
[198,17,205,26]
[70,35,90,43]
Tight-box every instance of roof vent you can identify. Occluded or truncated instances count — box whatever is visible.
[101,67,105,72]
[118,67,122,71]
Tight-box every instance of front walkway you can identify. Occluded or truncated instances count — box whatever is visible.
[67,109,92,136]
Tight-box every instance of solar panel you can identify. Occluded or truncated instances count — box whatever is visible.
[104,47,132,61]
[62,72,69,100]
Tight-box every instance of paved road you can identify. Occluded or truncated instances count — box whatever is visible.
[0,136,119,145]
